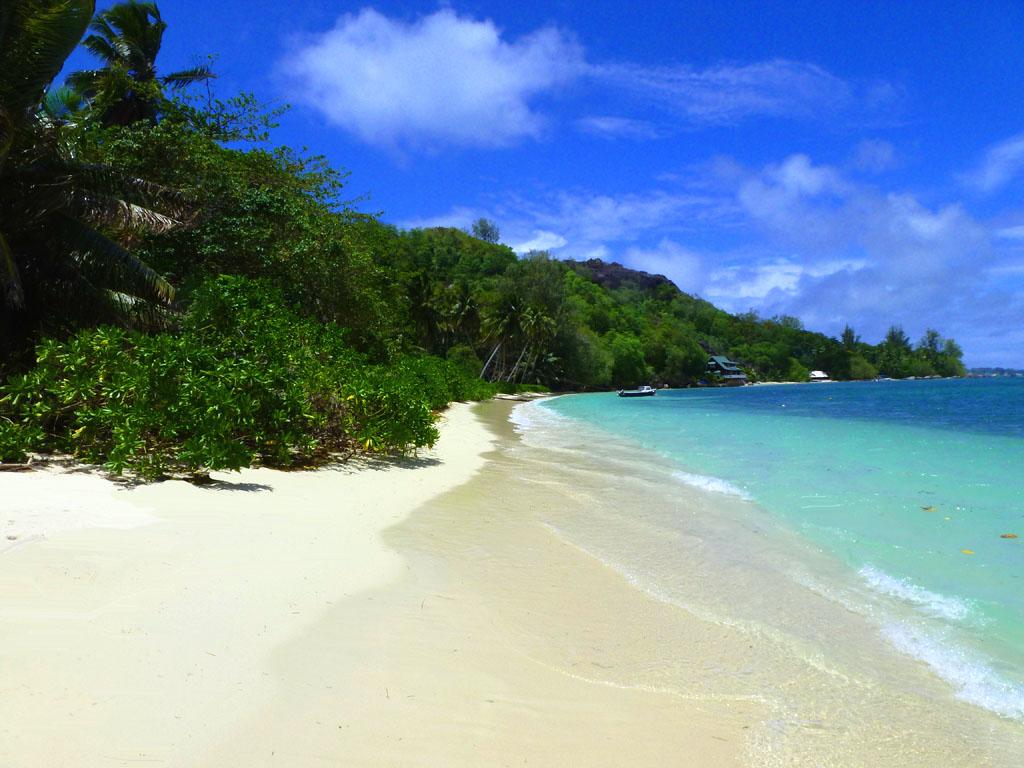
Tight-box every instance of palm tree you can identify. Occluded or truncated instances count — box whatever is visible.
[2,0,97,309]
[1,0,183,363]
[67,1,213,126]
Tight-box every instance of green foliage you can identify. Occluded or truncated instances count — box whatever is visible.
[841,324,858,350]
[1,0,179,365]
[785,358,811,382]
[848,354,878,380]
[446,343,483,378]
[607,333,650,388]
[66,1,215,126]
[470,217,500,244]
[0,277,491,476]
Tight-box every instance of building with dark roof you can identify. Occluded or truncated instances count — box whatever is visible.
[707,355,748,386]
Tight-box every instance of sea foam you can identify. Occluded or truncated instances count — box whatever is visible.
[858,564,972,622]
[882,622,1024,720]
[672,471,753,501]
[509,399,570,435]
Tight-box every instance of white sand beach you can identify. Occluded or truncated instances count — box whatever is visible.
[0,403,494,767]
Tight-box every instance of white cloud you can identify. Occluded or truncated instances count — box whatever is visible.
[722,153,1013,350]
[591,59,898,126]
[512,230,568,253]
[962,132,1024,193]
[705,258,864,306]
[576,116,660,140]
[995,224,1024,240]
[281,10,897,150]
[526,189,737,247]
[622,239,705,293]
[400,205,480,230]
[281,8,583,149]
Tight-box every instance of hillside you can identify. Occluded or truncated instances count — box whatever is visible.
[363,226,964,388]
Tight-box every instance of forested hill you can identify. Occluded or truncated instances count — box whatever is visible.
[0,1,965,478]
[361,223,965,389]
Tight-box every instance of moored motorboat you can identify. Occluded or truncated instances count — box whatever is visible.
[617,385,657,397]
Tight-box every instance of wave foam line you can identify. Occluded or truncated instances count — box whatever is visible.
[858,565,971,622]
[882,623,1024,720]
[509,400,573,435]
[673,471,753,501]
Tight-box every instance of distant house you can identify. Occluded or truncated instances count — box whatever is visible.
[809,370,831,382]
[707,355,748,386]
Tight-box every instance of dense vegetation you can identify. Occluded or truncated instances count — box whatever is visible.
[0,1,966,478]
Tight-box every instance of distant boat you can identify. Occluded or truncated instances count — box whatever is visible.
[618,385,657,398]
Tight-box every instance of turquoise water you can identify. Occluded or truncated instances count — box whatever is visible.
[541,378,1024,719]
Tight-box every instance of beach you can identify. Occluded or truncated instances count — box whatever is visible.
[1,404,496,766]
[3,397,1023,767]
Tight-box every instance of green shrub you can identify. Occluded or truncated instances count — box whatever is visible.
[446,344,483,378]
[0,276,491,478]
[493,381,550,395]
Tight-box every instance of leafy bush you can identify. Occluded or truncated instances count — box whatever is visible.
[849,354,879,380]
[446,344,483,378]
[0,277,490,478]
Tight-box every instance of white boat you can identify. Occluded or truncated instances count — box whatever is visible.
[617,385,657,398]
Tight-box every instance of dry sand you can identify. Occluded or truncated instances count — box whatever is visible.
[1,403,496,766]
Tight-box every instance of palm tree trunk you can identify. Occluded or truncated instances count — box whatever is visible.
[507,345,529,382]
[480,341,501,380]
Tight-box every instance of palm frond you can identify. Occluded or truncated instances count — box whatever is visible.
[57,212,175,304]
[161,65,215,89]
[0,105,14,161]
[41,85,87,120]
[0,3,16,53]
[105,289,179,331]
[80,33,119,63]
[65,68,104,94]
[90,1,164,74]
[69,162,193,215]
[85,14,119,50]
[72,192,182,234]
[0,1,95,129]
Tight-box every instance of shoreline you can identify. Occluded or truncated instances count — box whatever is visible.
[197,400,755,767]
[515,394,1024,764]
[3,398,1022,766]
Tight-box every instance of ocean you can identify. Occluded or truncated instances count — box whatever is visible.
[521,378,1024,727]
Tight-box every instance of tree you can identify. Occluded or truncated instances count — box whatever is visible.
[848,354,878,380]
[607,333,649,388]
[884,325,911,352]
[943,338,963,360]
[785,357,810,382]
[1,0,181,363]
[2,0,98,310]
[919,328,942,355]
[841,324,858,351]
[662,338,706,383]
[470,217,500,244]
[66,1,214,126]
[775,314,804,331]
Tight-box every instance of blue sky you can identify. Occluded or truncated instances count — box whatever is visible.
[70,1,1024,365]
